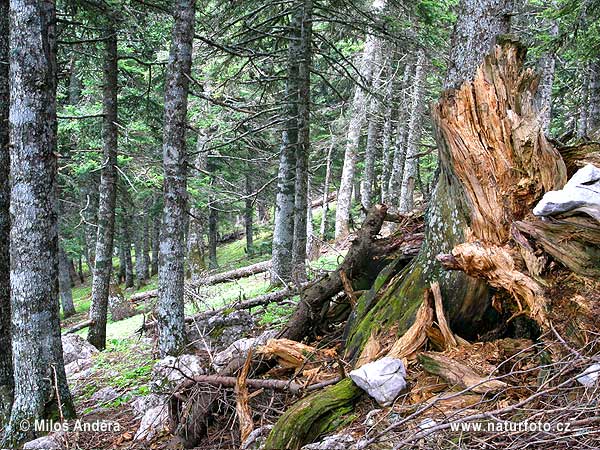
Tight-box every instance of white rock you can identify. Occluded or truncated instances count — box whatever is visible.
[61,334,99,365]
[576,363,600,387]
[212,330,278,371]
[134,405,169,441]
[533,164,600,221]
[23,436,62,450]
[91,386,119,404]
[302,433,355,450]
[131,393,165,418]
[151,354,205,391]
[65,358,93,377]
[349,357,407,406]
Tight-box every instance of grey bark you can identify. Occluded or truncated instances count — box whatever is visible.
[361,55,384,211]
[81,179,98,272]
[399,51,426,213]
[319,135,334,238]
[587,57,600,132]
[245,174,254,255]
[87,27,118,351]
[292,0,313,281]
[151,201,160,276]
[208,194,218,269]
[157,0,195,357]
[379,56,395,204]
[387,62,412,206]
[271,3,300,284]
[0,0,11,425]
[536,20,558,133]
[578,67,589,139]
[121,218,134,288]
[187,132,209,280]
[334,0,386,238]
[134,214,149,286]
[3,0,75,445]
[58,246,76,317]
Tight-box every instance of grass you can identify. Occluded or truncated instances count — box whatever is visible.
[216,229,273,270]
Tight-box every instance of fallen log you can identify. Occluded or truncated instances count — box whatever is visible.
[310,191,336,209]
[62,319,92,335]
[129,259,272,303]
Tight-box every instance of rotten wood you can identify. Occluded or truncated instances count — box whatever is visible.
[235,349,254,443]
[418,352,508,394]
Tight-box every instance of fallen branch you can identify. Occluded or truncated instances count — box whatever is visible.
[62,319,92,335]
[130,260,272,303]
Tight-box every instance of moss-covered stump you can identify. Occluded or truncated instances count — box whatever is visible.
[263,378,362,450]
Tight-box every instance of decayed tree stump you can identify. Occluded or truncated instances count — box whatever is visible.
[344,39,567,363]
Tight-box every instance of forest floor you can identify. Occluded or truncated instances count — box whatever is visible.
[58,227,346,450]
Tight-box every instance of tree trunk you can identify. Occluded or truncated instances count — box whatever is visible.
[319,135,334,239]
[187,132,208,279]
[151,201,160,276]
[345,0,515,360]
[335,0,385,238]
[398,50,426,213]
[587,56,600,133]
[157,0,195,357]
[379,55,395,203]
[121,214,135,288]
[536,19,558,133]
[387,62,412,206]
[87,26,118,352]
[0,0,12,425]
[361,54,384,211]
[271,3,300,285]
[134,219,148,287]
[244,174,254,256]
[58,246,76,318]
[208,195,218,269]
[142,212,150,279]
[81,178,98,271]
[291,0,313,281]
[3,1,76,445]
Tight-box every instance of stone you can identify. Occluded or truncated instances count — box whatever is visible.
[576,363,600,387]
[23,435,62,450]
[349,357,407,406]
[240,425,273,450]
[61,334,98,365]
[134,405,169,441]
[91,386,120,404]
[65,358,93,377]
[151,354,205,392]
[212,330,278,371]
[533,164,600,221]
[301,433,355,450]
[186,310,255,353]
[131,393,165,418]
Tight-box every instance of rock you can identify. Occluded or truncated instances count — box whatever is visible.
[151,354,205,392]
[349,357,407,406]
[576,363,600,387]
[65,358,93,377]
[186,310,255,353]
[533,163,600,221]
[212,330,278,371]
[61,334,98,365]
[240,425,273,450]
[131,393,165,418]
[91,386,120,404]
[301,433,355,450]
[23,435,62,450]
[134,405,169,441]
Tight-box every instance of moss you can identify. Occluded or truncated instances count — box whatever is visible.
[264,378,362,450]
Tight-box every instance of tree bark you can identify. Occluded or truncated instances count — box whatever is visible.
[87,26,119,351]
[134,216,148,287]
[208,194,219,269]
[334,0,386,238]
[379,54,395,203]
[319,135,334,239]
[157,0,195,357]
[58,246,76,318]
[3,1,75,445]
[120,205,135,288]
[151,200,160,276]
[81,178,98,271]
[361,53,384,211]
[587,56,600,133]
[271,3,300,284]
[398,50,426,213]
[387,62,412,206]
[536,19,558,133]
[187,131,208,279]
[244,173,254,256]
[0,0,12,425]
[291,0,313,281]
